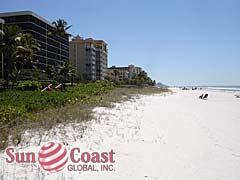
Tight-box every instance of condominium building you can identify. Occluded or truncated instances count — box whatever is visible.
[128,64,142,79]
[95,40,108,80]
[0,18,4,79]
[0,11,69,79]
[108,64,142,81]
[69,36,108,80]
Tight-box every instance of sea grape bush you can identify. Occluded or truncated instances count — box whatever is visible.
[0,81,115,123]
[17,80,42,91]
[0,105,27,124]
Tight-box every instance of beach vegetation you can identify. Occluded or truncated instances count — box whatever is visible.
[0,80,115,123]
[0,80,168,149]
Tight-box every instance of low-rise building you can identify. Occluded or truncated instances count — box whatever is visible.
[128,64,142,79]
[108,64,142,81]
[69,36,108,80]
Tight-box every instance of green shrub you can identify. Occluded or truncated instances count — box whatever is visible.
[0,81,115,122]
[17,80,41,91]
[0,105,27,124]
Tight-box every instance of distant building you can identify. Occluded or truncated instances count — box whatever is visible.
[0,11,69,80]
[0,18,4,79]
[128,64,142,79]
[95,40,108,80]
[69,36,108,80]
[108,65,142,81]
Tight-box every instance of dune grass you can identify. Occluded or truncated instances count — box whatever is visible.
[0,82,169,150]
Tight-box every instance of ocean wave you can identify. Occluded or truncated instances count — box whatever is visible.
[206,86,240,92]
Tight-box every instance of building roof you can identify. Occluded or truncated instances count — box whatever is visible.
[71,36,107,45]
[0,11,53,27]
[108,66,129,70]
[108,65,142,70]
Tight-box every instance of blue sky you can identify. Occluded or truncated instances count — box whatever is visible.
[1,0,240,86]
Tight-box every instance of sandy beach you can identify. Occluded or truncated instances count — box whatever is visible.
[1,88,240,179]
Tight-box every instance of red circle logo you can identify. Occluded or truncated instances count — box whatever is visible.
[38,142,68,173]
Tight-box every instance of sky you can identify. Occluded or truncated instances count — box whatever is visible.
[1,0,240,86]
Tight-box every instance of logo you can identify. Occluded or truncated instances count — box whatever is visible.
[38,142,68,173]
[5,142,116,173]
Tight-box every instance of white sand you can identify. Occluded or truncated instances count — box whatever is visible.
[1,89,240,179]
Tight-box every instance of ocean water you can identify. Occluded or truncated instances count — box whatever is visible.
[172,86,240,93]
[202,86,240,92]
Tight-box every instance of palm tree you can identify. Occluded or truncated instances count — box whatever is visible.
[138,71,148,80]
[60,61,75,84]
[0,25,22,83]
[133,71,148,87]
[13,33,40,81]
[51,19,72,37]
[46,64,55,79]
[49,19,72,63]
[113,69,120,81]
[0,29,4,36]
[15,33,40,65]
